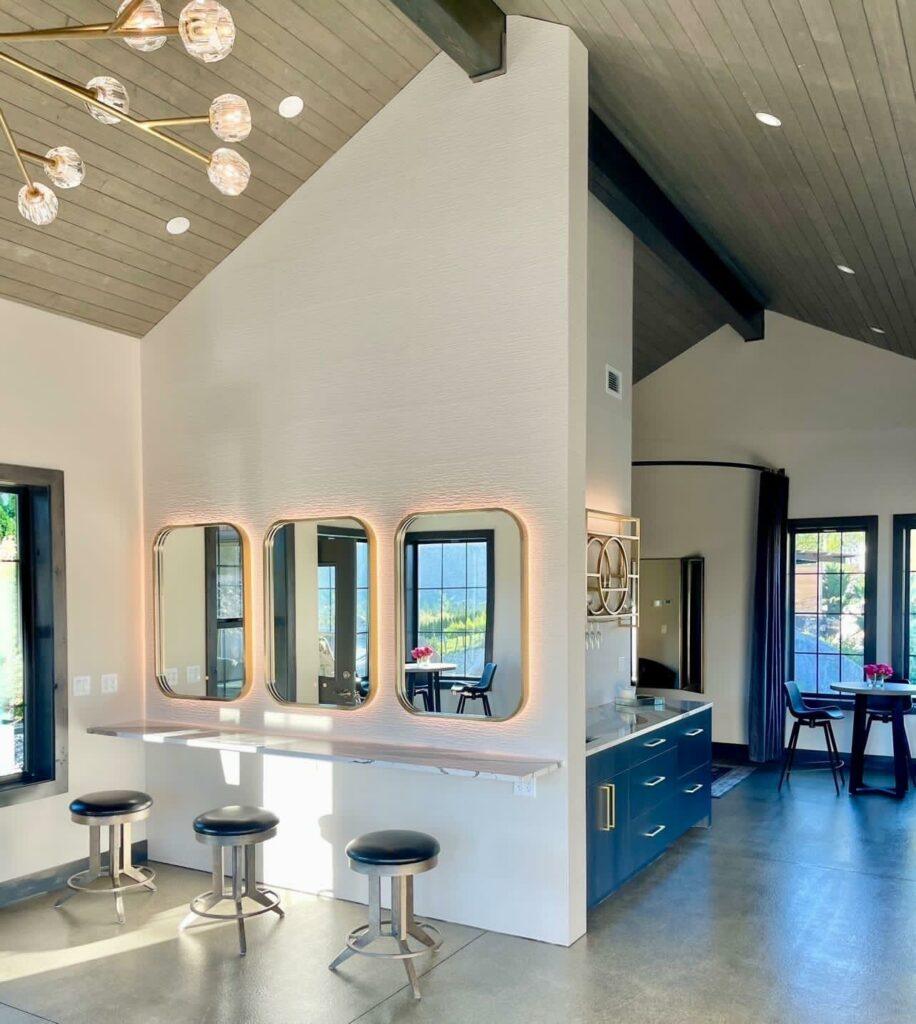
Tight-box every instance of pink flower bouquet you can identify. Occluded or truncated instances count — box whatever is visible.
[411,646,435,664]
[864,663,894,683]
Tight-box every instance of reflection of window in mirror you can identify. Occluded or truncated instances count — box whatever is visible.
[156,524,247,700]
[267,518,372,709]
[398,510,526,720]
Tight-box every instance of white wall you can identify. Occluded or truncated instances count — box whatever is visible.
[159,527,206,696]
[633,311,916,754]
[585,195,634,707]
[0,299,144,883]
[140,17,591,945]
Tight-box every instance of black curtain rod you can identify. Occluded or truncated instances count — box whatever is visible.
[633,459,782,474]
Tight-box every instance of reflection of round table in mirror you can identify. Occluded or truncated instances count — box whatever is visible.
[404,663,457,713]
[830,682,916,798]
[586,535,630,617]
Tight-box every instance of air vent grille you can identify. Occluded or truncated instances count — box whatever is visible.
[605,364,623,398]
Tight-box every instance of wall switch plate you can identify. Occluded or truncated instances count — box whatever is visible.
[101,673,118,694]
[165,667,179,688]
[72,675,91,697]
[187,665,201,685]
[513,778,537,797]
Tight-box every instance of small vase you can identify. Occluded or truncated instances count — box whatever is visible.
[417,655,432,665]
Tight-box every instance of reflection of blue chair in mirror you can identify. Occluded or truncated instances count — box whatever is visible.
[778,681,845,795]
[408,673,433,712]
[452,663,497,717]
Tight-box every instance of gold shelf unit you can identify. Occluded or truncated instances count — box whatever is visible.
[585,509,639,626]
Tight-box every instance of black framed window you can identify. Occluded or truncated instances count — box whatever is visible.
[205,525,244,699]
[355,540,369,680]
[0,465,66,805]
[892,515,916,682]
[787,516,877,696]
[405,530,494,680]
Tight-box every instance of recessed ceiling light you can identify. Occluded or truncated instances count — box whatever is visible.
[755,111,782,127]
[837,264,855,274]
[278,95,304,118]
[869,326,885,334]
[166,216,190,235]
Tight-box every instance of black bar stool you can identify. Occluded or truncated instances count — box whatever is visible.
[54,790,156,924]
[329,830,442,1000]
[181,805,284,956]
[778,681,846,794]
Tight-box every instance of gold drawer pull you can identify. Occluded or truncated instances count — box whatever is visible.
[684,783,703,794]
[644,737,666,748]
[644,824,666,838]
[598,782,616,831]
[643,775,666,787]
[684,728,704,737]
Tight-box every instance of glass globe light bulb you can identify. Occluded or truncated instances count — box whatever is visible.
[44,147,85,189]
[118,0,167,52]
[179,1,236,63]
[207,147,251,195]
[18,183,58,226]
[85,77,129,125]
[209,94,251,142]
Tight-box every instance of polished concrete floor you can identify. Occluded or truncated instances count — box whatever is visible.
[2,765,916,1024]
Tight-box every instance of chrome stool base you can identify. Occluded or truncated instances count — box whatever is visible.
[182,835,284,957]
[329,871,441,1000]
[54,809,156,924]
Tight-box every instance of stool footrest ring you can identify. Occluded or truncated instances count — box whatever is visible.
[65,865,156,897]
[345,921,442,960]
[189,889,282,921]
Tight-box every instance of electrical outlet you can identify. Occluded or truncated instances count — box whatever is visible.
[72,675,91,697]
[513,777,537,797]
[187,665,201,685]
[101,673,118,694]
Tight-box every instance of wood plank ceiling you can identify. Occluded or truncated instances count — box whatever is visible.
[502,0,916,376]
[0,1,436,336]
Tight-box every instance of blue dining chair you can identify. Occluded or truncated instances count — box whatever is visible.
[778,681,845,795]
[451,663,497,717]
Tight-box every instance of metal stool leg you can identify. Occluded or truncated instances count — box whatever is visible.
[329,874,380,970]
[244,845,284,918]
[392,875,421,1000]
[109,824,125,925]
[231,845,246,957]
[54,825,102,910]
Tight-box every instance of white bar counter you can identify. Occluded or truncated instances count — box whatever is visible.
[88,721,562,784]
[586,698,713,756]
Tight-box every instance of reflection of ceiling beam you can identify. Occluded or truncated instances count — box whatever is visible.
[390,0,505,81]
[590,111,765,343]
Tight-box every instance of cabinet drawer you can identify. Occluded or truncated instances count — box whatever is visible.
[629,747,676,819]
[629,799,676,873]
[629,724,675,769]
[676,709,712,776]
[586,741,630,785]
[676,762,711,831]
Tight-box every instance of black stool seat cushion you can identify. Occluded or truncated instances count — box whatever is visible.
[346,829,440,867]
[193,805,279,837]
[69,790,153,816]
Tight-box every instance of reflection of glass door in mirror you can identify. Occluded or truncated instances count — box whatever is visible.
[266,518,372,709]
[397,509,526,720]
[155,523,248,700]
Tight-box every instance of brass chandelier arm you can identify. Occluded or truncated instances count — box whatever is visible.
[0,49,210,167]
[142,115,209,128]
[19,148,54,168]
[108,0,147,34]
[0,105,33,189]
[0,25,180,43]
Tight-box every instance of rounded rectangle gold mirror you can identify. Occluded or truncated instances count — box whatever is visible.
[396,509,527,720]
[154,523,250,701]
[265,517,375,709]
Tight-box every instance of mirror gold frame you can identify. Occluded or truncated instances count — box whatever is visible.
[153,522,253,702]
[394,507,529,721]
[263,516,378,711]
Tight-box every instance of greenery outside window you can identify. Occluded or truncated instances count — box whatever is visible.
[787,516,877,697]
[0,464,67,806]
[892,515,916,683]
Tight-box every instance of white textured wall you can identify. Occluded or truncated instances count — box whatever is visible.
[633,311,916,755]
[0,299,144,883]
[140,18,590,944]
[585,195,634,707]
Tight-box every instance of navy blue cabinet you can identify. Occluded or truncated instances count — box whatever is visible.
[587,708,712,909]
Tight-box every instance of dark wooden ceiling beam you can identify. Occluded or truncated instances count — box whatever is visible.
[389,0,505,81]
[589,110,765,343]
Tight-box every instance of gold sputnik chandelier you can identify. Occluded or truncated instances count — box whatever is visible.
[0,1,253,227]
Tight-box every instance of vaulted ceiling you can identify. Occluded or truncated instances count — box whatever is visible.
[1,3,914,379]
[503,0,916,373]
[0,1,436,336]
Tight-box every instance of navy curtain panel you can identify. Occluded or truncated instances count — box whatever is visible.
[748,470,790,763]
